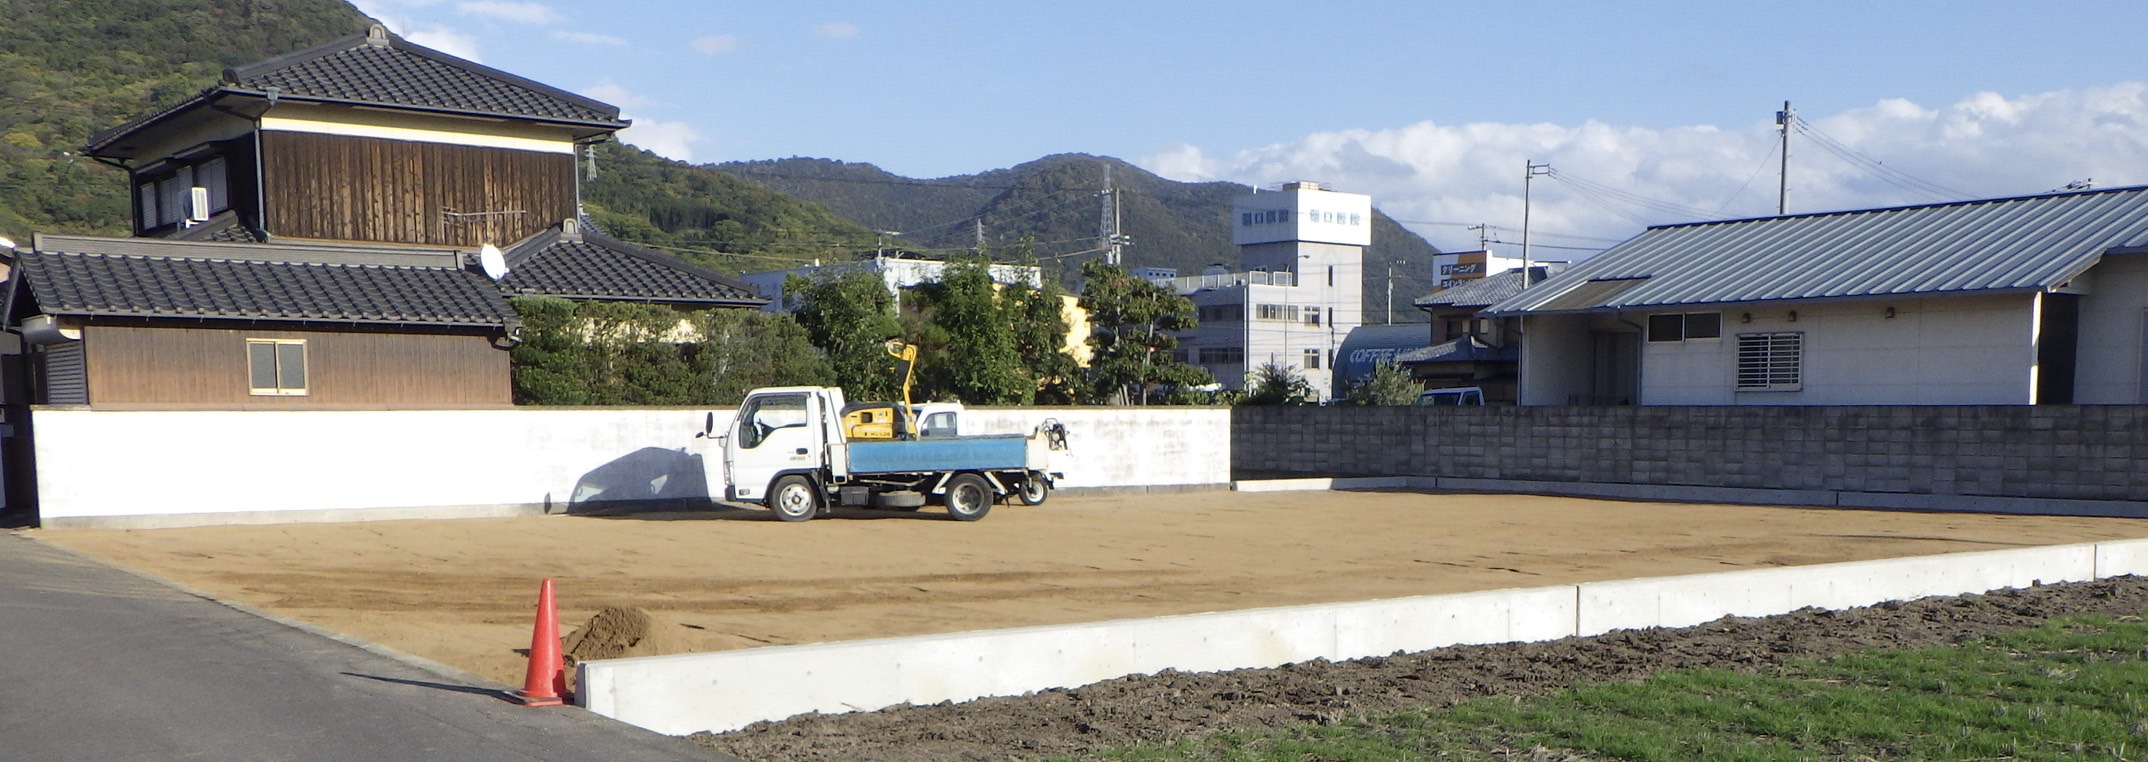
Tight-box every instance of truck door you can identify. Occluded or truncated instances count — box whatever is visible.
[725,391,823,501]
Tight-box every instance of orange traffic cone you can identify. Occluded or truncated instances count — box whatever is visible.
[506,578,568,706]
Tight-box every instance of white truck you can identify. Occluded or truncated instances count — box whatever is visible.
[701,386,1068,522]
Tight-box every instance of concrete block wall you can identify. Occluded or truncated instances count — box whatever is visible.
[30,405,1228,528]
[1233,405,2148,505]
[579,537,2148,736]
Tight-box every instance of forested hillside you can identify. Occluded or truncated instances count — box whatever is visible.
[718,154,1442,322]
[580,143,877,274]
[0,0,372,236]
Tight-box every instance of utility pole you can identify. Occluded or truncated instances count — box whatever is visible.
[1385,262,1394,325]
[975,218,984,251]
[1468,223,1491,251]
[1098,164,1127,267]
[1521,161,1551,288]
[1776,100,1794,215]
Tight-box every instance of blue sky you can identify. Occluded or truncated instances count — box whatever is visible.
[354,0,2148,256]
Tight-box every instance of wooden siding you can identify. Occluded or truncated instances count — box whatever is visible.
[262,132,574,246]
[81,325,510,409]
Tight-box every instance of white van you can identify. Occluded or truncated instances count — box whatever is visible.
[1414,386,1486,407]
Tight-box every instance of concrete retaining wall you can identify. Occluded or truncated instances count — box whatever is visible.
[1233,405,2148,514]
[578,585,1578,736]
[30,405,1228,528]
[577,536,2148,736]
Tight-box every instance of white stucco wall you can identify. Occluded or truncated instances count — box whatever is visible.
[1517,314,1594,406]
[30,404,1228,527]
[2074,254,2148,404]
[1639,294,2038,405]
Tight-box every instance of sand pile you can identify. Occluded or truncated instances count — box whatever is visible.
[563,606,687,662]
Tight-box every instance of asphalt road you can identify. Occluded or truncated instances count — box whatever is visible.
[0,531,734,761]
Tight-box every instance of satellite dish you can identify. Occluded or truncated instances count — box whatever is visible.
[478,243,510,280]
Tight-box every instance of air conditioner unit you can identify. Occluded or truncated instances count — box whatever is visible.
[185,186,211,225]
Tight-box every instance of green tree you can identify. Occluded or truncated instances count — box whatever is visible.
[1243,362,1316,406]
[695,309,836,404]
[1344,361,1422,406]
[1077,260,1210,404]
[1003,272,1081,405]
[510,297,698,405]
[910,256,1030,404]
[786,269,904,399]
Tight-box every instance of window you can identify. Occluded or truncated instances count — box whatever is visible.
[1736,332,1802,391]
[1304,310,1321,326]
[737,393,809,448]
[1198,347,1245,365]
[1197,304,1242,323]
[1648,312,1722,342]
[247,339,308,396]
[1255,304,1300,321]
[1303,349,1321,370]
[136,154,233,232]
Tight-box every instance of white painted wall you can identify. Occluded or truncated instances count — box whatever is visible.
[1517,314,1593,406]
[578,536,2148,737]
[31,405,1228,527]
[1639,294,2037,405]
[2074,255,2148,403]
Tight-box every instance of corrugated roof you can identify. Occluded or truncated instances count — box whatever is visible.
[19,238,517,329]
[1490,186,2148,315]
[500,224,767,306]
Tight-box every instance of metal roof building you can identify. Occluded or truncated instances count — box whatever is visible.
[1490,186,2148,315]
[1488,186,2148,407]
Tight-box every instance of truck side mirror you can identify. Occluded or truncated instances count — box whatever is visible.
[695,411,716,438]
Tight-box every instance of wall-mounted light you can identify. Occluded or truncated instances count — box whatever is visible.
[1884,306,1896,319]
[1740,312,1752,324]
[1787,310,1798,322]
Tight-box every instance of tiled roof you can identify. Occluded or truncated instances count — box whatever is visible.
[18,238,517,329]
[500,223,767,306]
[225,26,623,126]
[1491,185,2148,315]
[1394,336,1515,365]
[87,25,623,154]
[1413,267,1547,310]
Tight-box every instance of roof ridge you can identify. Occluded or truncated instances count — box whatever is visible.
[1651,183,2148,232]
[221,27,376,85]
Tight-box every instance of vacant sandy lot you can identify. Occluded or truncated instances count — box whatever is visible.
[34,490,2148,687]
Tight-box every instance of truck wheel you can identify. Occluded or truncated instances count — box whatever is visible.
[943,473,993,522]
[768,475,820,522]
[1017,474,1049,506]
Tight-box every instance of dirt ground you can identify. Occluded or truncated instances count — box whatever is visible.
[30,490,2148,759]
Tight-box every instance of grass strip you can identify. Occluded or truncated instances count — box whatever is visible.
[1086,614,2148,761]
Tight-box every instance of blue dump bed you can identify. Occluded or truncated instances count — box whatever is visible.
[846,435,1030,474]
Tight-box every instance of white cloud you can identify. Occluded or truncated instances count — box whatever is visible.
[812,21,860,40]
[580,81,650,111]
[691,34,740,56]
[620,118,701,163]
[456,1,562,25]
[551,30,624,46]
[404,27,483,60]
[1141,83,2148,255]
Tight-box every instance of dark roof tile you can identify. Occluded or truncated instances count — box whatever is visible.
[18,247,516,329]
[226,25,622,126]
[500,225,766,306]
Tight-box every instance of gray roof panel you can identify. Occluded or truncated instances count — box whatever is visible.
[1491,186,2148,314]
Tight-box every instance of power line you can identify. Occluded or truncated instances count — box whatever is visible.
[1790,116,1972,201]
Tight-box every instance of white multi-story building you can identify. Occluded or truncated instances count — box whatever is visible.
[1168,182,1368,400]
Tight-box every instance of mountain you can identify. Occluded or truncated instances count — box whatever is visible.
[716,154,1442,323]
[0,0,375,237]
[580,142,877,274]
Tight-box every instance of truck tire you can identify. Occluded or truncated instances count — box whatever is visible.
[1017,473,1049,506]
[768,475,821,522]
[943,473,993,522]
